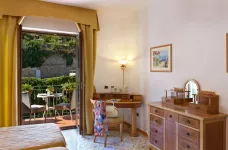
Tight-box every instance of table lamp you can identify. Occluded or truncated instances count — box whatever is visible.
[120,60,128,86]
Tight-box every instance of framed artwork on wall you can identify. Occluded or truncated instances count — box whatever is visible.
[150,44,172,72]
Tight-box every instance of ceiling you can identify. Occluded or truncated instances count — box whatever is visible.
[42,0,148,11]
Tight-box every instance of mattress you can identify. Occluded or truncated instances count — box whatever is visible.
[0,123,66,150]
[39,147,68,150]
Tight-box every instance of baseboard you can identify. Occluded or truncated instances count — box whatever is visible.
[123,121,148,137]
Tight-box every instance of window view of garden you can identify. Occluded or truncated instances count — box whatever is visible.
[21,32,79,128]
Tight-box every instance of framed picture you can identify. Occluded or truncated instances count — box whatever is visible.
[150,44,172,72]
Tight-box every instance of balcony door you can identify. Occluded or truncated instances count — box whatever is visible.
[17,24,83,133]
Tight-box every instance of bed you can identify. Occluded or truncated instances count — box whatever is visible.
[0,123,67,150]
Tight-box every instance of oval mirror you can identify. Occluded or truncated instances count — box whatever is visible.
[184,80,200,100]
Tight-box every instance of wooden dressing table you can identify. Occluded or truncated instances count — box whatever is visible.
[148,102,227,150]
[147,80,228,150]
[93,93,142,137]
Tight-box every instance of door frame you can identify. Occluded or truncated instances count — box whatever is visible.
[17,25,22,125]
[17,29,83,128]
[78,31,84,135]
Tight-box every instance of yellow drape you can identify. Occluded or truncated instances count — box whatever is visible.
[0,0,99,30]
[0,15,19,127]
[77,24,97,134]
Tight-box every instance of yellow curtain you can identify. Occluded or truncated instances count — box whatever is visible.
[0,15,20,127]
[0,0,99,30]
[77,23,97,134]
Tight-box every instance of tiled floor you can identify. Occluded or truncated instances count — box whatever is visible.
[22,114,79,129]
[62,129,148,150]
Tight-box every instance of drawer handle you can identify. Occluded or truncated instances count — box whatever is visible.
[155,130,158,133]
[155,110,158,113]
[155,140,158,143]
[186,132,190,136]
[187,120,191,124]
[187,145,190,149]
[169,115,172,118]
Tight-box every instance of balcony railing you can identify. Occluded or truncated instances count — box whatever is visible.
[22,85,73,119]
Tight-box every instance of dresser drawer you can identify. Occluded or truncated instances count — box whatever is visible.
[150,126,164,139]
[164,110,178,122]
[122,94,130,99]
[179,115,200,129]
[165,120,176,134]
[150,106,164,117]
[150,136,164,150]
[150,115,164,129]
[179,125,199,143]
[179,137,199,150]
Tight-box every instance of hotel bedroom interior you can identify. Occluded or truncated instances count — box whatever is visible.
[1,0,228,150]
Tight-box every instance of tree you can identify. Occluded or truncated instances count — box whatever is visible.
[22,32,78,68]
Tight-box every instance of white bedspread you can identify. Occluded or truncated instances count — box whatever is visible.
[0,123,66,150]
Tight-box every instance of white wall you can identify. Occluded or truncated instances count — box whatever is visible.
[95,1,228,145]
[137,0,228,149]
[94,9,142,124]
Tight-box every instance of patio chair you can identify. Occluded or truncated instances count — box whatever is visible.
[54,89,76,121]
[22,92,47,124]
[91,100,123,147]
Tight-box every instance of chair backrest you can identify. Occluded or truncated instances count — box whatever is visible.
[22,92,31,109]
[91,100,107,115]
[91,100,108,136]
[70,89,76,110]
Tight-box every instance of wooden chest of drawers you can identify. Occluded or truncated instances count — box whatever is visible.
[179,115,200,129]
[179,125,199,143]
[188,102,219,115]
[148,102,227,150]
[179,137,199,150]
[150,106,164,117]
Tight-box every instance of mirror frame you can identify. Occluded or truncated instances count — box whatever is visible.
[184,79,200,92]
[184,79,200,101]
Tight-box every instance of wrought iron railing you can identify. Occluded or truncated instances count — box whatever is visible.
[22,85,73,119]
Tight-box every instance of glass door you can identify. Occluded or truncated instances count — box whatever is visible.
[18,28,81,129]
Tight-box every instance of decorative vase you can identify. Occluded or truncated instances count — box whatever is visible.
[122,85,128,93]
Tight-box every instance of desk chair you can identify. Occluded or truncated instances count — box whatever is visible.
[91,100,123,147]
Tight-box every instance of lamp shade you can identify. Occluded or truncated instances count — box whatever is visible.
[120,60,128,65]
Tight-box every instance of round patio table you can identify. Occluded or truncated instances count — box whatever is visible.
[37,93,63,115]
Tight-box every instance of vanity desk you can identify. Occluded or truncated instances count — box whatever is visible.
[93,93,142,137]
[148,80,227,150]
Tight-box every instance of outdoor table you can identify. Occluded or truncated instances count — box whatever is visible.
[37,93,63,115]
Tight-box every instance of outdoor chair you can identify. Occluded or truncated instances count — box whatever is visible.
[54,89,76,121]
[91,100,123,147]
[22,92,47,124]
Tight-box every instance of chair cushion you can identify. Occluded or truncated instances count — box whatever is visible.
[31,105,46,113]
[107,117,123,125]
[55,103,70,110]
[31,105,46,109]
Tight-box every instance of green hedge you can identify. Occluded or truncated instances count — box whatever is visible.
[22,76,77,87]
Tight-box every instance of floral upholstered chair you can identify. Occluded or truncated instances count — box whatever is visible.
[91,100,123,147]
